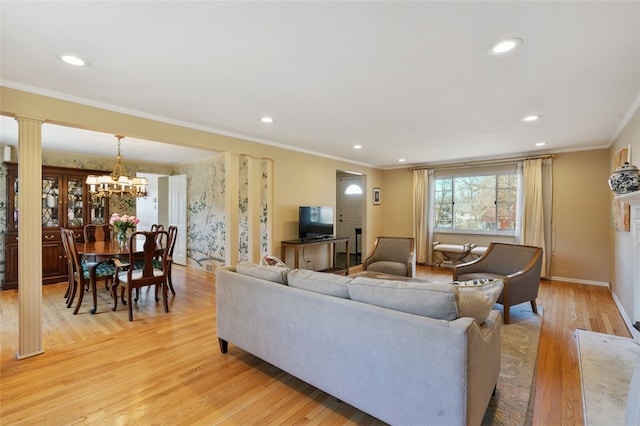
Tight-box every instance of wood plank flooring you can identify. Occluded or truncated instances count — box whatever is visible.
[0,265,631,425]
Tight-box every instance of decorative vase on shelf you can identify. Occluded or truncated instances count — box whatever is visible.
[609,162,640,195]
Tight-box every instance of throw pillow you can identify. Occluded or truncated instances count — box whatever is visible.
[260,254,288,268]
[287,269,352,298]
[453,279,503,324]
[348,277,459,320]
[453,277,495,286]
[235,262,289,284]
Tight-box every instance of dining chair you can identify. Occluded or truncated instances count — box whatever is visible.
[149,225,177,299]
[61,228,117,314]
[83,223,113,242]
[83,223,114,290]
[150,224,164,232]
[165,225,178,295]
[60,227,75,307]
[112,230,170,321]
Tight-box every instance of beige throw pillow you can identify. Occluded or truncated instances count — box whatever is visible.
[453,279,503,324]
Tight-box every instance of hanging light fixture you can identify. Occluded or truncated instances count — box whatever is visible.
[85,135,148,198]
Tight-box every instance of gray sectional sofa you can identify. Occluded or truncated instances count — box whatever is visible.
[216,264,502,426]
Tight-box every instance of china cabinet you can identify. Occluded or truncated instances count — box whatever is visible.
[3,162,110,289]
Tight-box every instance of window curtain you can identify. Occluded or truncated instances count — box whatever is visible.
[413,169,429,264]
[521,158,553,277]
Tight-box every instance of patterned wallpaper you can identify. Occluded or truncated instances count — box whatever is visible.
[238,156,249,262]
[174,154,227,269]
[0,149,272,281]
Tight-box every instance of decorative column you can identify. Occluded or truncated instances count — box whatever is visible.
[261,158,274,257]
[15,116,44,359]
[247,156,262,262]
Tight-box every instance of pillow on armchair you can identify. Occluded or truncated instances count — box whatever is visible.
[453,279,503,324]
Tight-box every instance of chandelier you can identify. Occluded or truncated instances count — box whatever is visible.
[85,135,148,198]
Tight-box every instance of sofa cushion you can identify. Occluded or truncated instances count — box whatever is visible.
[348,277,459,320]
[287,269,352,298]
[236,262,289,284]
[453,279,504,324]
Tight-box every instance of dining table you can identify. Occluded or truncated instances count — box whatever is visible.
[76,240,136,314]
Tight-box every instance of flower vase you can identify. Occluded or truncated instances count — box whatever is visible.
[116,229,129,248]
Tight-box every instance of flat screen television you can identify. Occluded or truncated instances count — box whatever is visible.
[299,206,334,239]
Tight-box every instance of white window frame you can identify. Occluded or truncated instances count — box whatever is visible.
[431,164,521,237]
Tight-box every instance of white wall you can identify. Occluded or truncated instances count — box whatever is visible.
[136,173,166,231]
[611,106,640,331]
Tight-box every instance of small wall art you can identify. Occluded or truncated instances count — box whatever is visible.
[613,146,631,232]
[373,188,381,205]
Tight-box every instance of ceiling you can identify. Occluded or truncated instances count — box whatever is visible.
[1,1,639,169]
[0,115,217,165]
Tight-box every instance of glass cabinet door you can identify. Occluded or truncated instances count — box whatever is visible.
[67,177,84,227]
[89,196,107,224]
[42,175,60,228]
[12,176,18,228]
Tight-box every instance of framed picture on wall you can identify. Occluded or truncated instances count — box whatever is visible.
[614,147,631,232]
[373,188,381,205]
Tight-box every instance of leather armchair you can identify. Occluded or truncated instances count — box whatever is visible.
[453,242,543,324]
[363,236,416,278]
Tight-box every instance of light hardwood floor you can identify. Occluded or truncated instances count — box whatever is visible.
[0,264,631,425]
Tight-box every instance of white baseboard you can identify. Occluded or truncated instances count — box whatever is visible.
[611,291,638,340]
[550,276,609,287]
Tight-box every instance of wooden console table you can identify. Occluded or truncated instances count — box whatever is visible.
[281,237,349,275]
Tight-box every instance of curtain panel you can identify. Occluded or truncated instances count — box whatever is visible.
[522,158,553,277]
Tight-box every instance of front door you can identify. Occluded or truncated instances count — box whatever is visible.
[337,176,363,262]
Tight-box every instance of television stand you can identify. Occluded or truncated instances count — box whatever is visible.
[281,237,350,275]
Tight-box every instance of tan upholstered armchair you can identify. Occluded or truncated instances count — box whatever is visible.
[453,242,543,324]
[363,236,416,278]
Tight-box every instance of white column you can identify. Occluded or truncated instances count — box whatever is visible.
[15,116,44,359]
[262,158,274,257]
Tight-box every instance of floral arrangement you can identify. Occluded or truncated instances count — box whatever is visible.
[109,213,140,233]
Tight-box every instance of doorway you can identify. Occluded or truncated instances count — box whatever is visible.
[336,171,364,267]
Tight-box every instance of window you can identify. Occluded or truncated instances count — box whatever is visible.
[433,167,518,233]
[344,184,363,195]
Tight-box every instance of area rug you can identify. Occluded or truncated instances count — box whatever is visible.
[482,304,543,426]
[577,329,639,425]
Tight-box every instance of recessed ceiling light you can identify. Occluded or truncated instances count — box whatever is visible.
[488,38,523,55]
[60,54,89,67]
[535,142,547,147]
[260,116,274,124]
[353,145,362,150]
[521,115,541,122]
[398,158,406,163]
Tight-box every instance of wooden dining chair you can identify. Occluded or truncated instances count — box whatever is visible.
[60,227,75,307]
[83,223,114,290]
[61,228,117,314]
[150,225,177,299]
[150,224,164,232]
[84,223,113,242]
[111,230,170,321]
[165,225,178,295]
